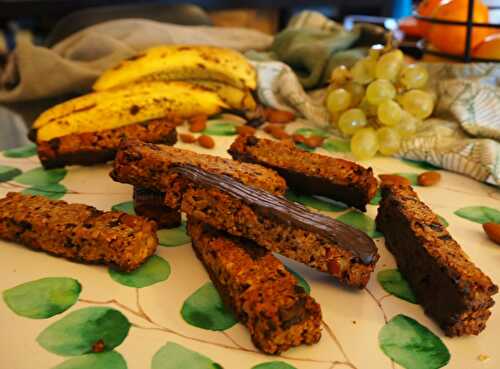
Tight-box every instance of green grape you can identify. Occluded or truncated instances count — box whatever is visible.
[326,88,352,113]
[329,65,352,86]
[344,82,365,107]
[377,127,401,155]
[351,58,376,85]
[400,89,434,119]
[366,79,396,106]
[351,128,379,160]
[399,64,429,89]
[375,50,403,81]
[395,111,419,138]
[377,99,403,126]
[368,44,384,60]
[338,108,367,136]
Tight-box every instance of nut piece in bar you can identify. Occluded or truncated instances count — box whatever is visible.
[133,187,181,229]
[229,135,377,211]
[37,118,177,168]
[187,218,322,354]
[376,184,498,336]
[111,143,379,288]
[0,192,158,271]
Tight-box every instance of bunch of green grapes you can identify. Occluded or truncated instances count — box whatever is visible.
[325,45,434,160]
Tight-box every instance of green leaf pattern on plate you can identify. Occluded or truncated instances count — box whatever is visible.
[3,277,81,319]
[109,255,171,288]
[0,165,22,182]
[151,342,221,369]
[111,201,136,215]
[14,167,67,186]
[285,190,347,212]
[3,143,37,158]
[181,282,237,331]
[379,314,450,369]
[293,128,330,138]
[377,269,417,304]
[285,266,311,294]
[370,189,381,205]
[203,120,237,136]
[402,159,440,170]
[51,351,127,369]
[252,362,297,369]
[394,173,419,186]
[454,206,500,224]
[37,307,130,356]
[322,138,350,153]
[22,183,68,200]
[157,222,190,247]
[336,210,383,238]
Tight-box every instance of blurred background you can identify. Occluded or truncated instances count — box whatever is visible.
[0,0,499,149]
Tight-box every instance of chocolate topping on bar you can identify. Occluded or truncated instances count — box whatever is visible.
[171,164,378,264]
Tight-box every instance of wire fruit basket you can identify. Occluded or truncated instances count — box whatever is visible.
[415,0,500,62]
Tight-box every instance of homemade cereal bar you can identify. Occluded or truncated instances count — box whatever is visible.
[0,192,157,271]
[376,184,498,336]
[229,135,377,211]
[37,118,177,168]
[187,218,322,354]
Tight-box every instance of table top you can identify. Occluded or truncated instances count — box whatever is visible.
[0,120,498,369]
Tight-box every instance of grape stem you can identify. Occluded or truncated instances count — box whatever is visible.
[78,289,360,368]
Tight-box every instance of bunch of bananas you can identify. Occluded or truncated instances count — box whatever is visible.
[33,45,257,142]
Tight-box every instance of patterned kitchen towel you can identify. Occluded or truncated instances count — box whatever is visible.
[253,59,500,187]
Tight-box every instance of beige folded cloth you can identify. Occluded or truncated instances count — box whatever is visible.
[0,19,273,103]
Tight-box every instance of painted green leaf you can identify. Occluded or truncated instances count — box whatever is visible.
[454,206,500,224]
[151,342,221,369]
[52,351,127,369]
[322,138,350,153]
[402,159,440,170]
[14,167,67,186]
[181,282,237,331]
[285,190,347,212]
[336,210,383,238]
[22,183,67,200]
[37,307,130,356]
[394,173,419,186]
[0,165,22,182]
[437,215,449,227]
[377,269,417,304]
[295,142,315,152]
[252,362,297,369]
[109,255,170,288]
[111,201,135,215]
[370,189,381,205]
[3,277,81,319]
[293,127,329,138]
[3,143,37,158]
[379,314,450,369]
[203,120,237,136]
[157,222,190,247]
[285,266,310,294]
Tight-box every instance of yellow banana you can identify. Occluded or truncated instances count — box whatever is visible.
[187,80,256,111]
[35,81,227,142]
[93,45,257,91]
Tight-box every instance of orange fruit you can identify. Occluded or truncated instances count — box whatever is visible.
[428,0,490,55]
[417,0,442,37]
[473,33,500,60]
